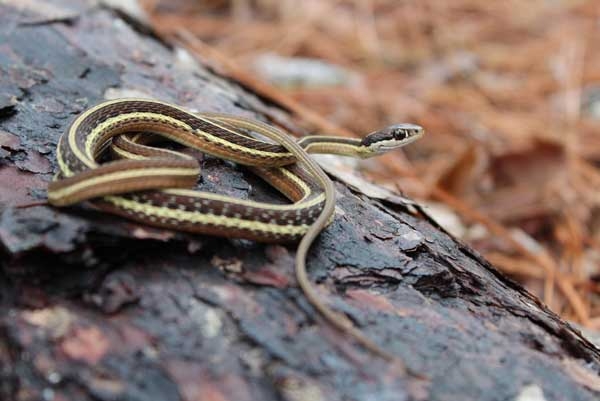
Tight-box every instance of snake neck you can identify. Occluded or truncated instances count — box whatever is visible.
[298,136,371,158]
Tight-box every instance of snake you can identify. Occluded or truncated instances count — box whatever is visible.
[47,98,423,361]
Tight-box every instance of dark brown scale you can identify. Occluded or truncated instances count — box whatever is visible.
[112,162,326,228]
[124,190,323,227]
[92,103,292,167]
[94,197,305,243]
[360,129,397,147]
[77,99,292,161]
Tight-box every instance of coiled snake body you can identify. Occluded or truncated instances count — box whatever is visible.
[48,98,423,361]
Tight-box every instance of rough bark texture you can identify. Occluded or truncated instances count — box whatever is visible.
[0,1,599,401]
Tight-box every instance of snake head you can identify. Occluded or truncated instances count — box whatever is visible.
[361,123,424,154]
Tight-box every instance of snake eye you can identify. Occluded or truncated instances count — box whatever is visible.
[393,129,407,140]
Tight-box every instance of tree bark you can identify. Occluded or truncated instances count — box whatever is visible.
[0,1,599,401]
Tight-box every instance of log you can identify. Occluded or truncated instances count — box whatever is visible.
[0,1,599,400]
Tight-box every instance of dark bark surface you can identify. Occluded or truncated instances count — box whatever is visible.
[0,1,599,400]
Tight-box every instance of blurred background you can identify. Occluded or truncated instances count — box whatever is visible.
[140,1,600,330]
